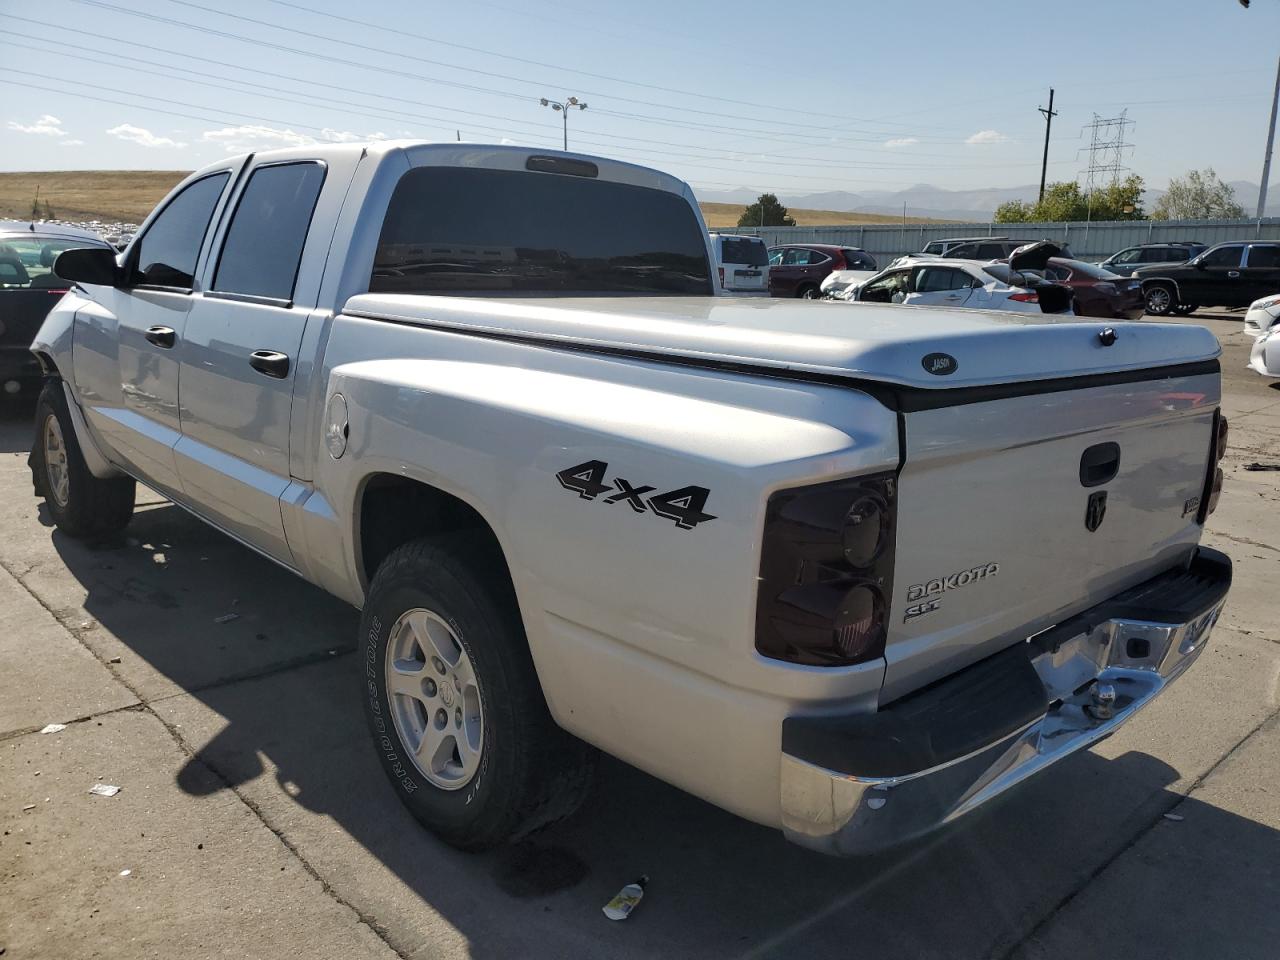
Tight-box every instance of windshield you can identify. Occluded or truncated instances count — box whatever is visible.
[0,237,102,289]
[370,167,712,296]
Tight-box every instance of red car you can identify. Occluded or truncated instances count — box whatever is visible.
[768,244,877,299]
[1042,258,1145,320]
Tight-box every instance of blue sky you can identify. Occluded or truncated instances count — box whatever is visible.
[2,0,1278,196]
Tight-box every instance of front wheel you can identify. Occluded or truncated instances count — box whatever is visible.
[360,535,595,850]
[1172,303,1198,316]
[30,382,135,538]
[1144,283,1176,316]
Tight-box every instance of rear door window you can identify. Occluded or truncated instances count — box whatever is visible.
[213,161,326,302]
[805,249,830,265]
[719,238,767,266]
[370,167,711,295]
[132,173,230,289]
[915,266,972,292]
[1246,245,1280,268]
[976,243,1009,259]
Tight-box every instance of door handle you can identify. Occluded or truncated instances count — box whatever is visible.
[943,294,963,301]
[1227,271,1240,278]
[144,325,176,348]
[249,350,290,379]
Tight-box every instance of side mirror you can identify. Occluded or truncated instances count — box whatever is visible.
[54,247,121,287]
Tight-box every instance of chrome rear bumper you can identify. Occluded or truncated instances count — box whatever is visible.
[780,547,1231,856]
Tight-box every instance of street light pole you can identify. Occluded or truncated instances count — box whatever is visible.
[1257,55,1279,220]
[539,96,588,151]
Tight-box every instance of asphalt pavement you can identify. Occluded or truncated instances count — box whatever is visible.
[1,309,1277,959]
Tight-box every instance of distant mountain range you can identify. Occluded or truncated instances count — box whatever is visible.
[692,180,1280,222]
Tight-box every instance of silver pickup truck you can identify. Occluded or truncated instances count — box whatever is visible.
[31,142,1231,856]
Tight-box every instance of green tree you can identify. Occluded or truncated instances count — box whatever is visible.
[993,199,1034,223]
[738,193,795,228]
[993,175,1145,223]
[1152,168,1243,220]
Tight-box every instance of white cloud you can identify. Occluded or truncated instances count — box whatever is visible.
[107,124,186,148]
[200,125,387,153]
[59,139,84,147]
[884,137,919,149]
[319,128,388,143]
[201,124,314,152]
[8,115,67,137]
[966,129,1008,145]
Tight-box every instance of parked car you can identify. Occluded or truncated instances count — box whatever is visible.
[0,222,113,396]
[709,232,768,295]
[1039,258,1145,320]
[892,237,1073,270]
[848,243,1074,315]
[819,267,879,299]
[1249,325,1280,378]
[1133,241,1280,316]
[768,244,877,298]
[1099,241,1205,275]
[1243,292,1280,336]
[37,142,1230,858]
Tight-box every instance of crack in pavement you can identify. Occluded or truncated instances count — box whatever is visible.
[0,557,408,960]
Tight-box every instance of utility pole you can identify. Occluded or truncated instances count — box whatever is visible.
[1038,88,1057,203]
[539,96,588,150]
[1257,54,1279,219]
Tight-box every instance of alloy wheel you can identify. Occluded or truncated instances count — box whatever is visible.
[385,607,484,790]
[43,414,70,508]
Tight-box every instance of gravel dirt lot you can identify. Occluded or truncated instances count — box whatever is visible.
[1,309,1277,960]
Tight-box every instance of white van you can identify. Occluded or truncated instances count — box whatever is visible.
[709,233,768,295]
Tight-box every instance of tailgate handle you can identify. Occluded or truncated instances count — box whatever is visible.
[1080,442,1121,487]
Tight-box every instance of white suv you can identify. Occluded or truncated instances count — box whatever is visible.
[709,233,768,295]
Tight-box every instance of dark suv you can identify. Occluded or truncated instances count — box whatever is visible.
[768,244,877,298]
[1099,242,1205,275]
[1133,241,1280,316]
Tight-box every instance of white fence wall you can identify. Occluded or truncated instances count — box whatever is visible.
[723,217,1280,265]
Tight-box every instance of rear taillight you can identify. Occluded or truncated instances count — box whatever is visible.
[755,474,896,667]
[1196,411,1227,523]
[718,266,724,287]
[1008,292,1039,303]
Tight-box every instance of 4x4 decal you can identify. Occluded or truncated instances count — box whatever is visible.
[555,460,716,530]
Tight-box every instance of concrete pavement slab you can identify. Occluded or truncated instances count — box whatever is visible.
[151,622,1280,960]
[0,413,358,702]
[0,563,137,738]
[0,708,398,960]
[1012,710,1280,960]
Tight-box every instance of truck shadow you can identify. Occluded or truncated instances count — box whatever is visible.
[25,493,1280,959]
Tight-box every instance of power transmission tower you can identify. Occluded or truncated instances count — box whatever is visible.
[1079,111,1135,211]
[1038,88,1057,202]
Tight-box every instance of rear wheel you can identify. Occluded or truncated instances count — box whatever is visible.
[1172,303,1198,316]
[360,534,595,850]
[30,381,135,538]
[798,283,820,300]
[1144,283,1176,317]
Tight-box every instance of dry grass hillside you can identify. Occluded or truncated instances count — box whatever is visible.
[698,201,948,229]
[0,170,953,228]
[0,171,188,223]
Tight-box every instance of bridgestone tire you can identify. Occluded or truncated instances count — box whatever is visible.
[30,381,135,539]
[360,534,595,850]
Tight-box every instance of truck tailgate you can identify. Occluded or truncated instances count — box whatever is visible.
[882,370,1219,702]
